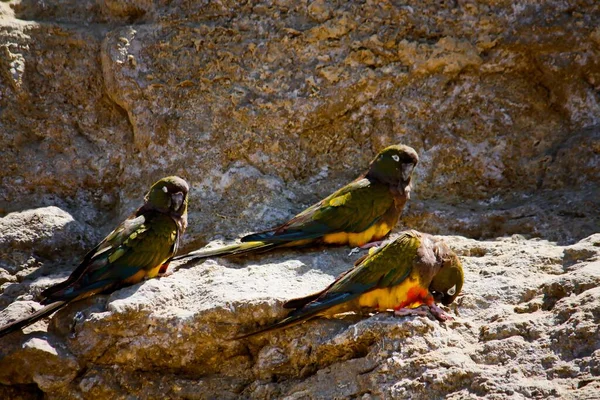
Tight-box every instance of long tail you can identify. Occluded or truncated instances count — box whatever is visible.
[0,301,67,338]
[171,241,279,264]
[232,312,315,340]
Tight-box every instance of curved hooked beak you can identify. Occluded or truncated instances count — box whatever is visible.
[171,192,184,212]
[397,163,415,195]
[441,294,456,306]
[431,290,454,306]
[401,163,414,182]
[432,291,444,303]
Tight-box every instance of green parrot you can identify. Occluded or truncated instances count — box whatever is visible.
[0,176,189,338]
[172,144,418,264]
[235,230,463,339]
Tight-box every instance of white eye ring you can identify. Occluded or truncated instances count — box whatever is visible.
[162,186,169,193]
[447,285,456,296]
[392,154,400,162]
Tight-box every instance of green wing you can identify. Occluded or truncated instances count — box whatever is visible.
[283,231,422,315]
[41,212,178,303]
[234,232,422,339]
[242,178,394,243]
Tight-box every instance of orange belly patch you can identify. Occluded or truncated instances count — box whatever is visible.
[323,223,391,247]
[357,278,429,310]
[400,286,432,309]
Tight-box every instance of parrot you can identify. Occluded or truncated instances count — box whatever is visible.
[172,144,418,264]
[0,176,189,338]
[234,230,463,339]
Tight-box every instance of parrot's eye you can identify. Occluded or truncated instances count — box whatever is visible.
[162,186,169,193]
[392,154,400,162]
[447,285,456,296]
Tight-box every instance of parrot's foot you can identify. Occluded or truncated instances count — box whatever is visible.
[158,271,173,278]
[348,241,385,256]
[428,303,454,321]
[394,306,431,318]
[360,241,384,249]
[348,247,361,256]
[394,304,454,322]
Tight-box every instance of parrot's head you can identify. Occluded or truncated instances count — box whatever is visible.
[430,244,463,306]
[367,145,419,194]
[146,176,190,217]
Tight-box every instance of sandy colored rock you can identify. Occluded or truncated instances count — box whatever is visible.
[0,336,80,391]
[0,226,599,399]
[0,206,89,269]
[1,0,600,398]
[0,0,598,246]
[0,207,92,308]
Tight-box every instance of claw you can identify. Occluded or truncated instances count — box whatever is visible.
[428,303,454,321]
[394,306,430,318]
[348,241,385,256]
[360,241,384,250]
[348,247,361,256]
[393,304,454,322]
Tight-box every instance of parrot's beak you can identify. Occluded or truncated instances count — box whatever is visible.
[432,291,444,303]
[171,192,184,212]
[401,163,414,182]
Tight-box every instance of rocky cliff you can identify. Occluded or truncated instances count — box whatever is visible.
[1,0,599,399]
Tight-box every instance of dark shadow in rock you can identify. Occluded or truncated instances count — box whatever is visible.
[0,384,43,400]
[562,248,598,268]
[407,186,600,245]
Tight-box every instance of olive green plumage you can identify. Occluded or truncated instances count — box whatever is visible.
[429,242,464,305]
[173,145,419,263]
[235,230,464,339]
[0,176,189,338]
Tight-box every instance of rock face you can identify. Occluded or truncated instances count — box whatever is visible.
[0,206,91,309]
[1,0,599,399]
[0,0,599,246]
[1,218,599,399]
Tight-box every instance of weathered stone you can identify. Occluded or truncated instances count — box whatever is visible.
[0,207,91,308]
[0,232,599,398]
[1,0,600,398]
[0,335,80,392]
[0,207,89,270]
[0,0,599,245]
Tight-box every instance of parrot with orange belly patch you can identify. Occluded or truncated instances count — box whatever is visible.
[234,230,463,339]
[0,176,189,338]
[172,145,418,263]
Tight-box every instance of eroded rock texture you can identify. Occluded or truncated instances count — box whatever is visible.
[1,219,599,399]
[1,0,599,398]
[1,0,599,245]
